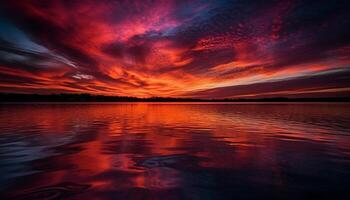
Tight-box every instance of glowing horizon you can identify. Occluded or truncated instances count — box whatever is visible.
[0,0,349,98]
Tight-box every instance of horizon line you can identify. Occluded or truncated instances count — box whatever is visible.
[1,93,350,102]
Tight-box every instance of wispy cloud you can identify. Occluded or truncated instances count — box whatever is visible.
[0,0,349,97]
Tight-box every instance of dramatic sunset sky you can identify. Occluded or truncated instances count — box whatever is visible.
[0,0,349,98]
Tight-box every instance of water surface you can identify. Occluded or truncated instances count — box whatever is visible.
[1,103,350,199]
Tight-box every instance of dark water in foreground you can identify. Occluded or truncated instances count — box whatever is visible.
[1,103,350,200]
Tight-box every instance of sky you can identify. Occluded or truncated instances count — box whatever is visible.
[0,0,349,98]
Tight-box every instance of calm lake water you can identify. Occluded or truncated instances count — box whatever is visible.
[1,103,350,199]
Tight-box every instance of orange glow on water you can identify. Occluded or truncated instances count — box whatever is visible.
[2,103,350,199]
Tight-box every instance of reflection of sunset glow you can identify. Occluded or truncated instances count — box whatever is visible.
[1,103,350,199]
[0,1,349,98]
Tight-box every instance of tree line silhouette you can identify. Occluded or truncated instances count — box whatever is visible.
[0,93,349,102]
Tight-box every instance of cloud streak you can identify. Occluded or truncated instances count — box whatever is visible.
[0,0,349,98]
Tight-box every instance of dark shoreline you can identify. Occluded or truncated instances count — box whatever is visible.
[1,93,349,102]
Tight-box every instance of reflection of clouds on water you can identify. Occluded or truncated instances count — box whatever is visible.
[1,104,350,199]
[134,154,201,189]
[141,167,181,189]
[0,122,102,189]
[0,130,76,186]
[138,155,186,168]
[11,182,90,200]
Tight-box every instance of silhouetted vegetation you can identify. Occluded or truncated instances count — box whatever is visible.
[1,93,349,102]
